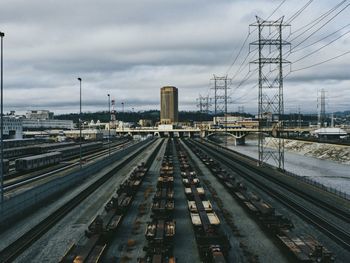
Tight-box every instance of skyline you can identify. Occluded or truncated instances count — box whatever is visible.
[0,0,349,114]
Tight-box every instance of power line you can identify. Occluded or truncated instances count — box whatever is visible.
[223,1,347,115]
[293,29,350,63]
[291,0,347,38]
[225,0,287,78]
[292,23,350,53]
[293,3,350,50]
[266,0,287,20]
[226,31,251,75]
[287,0,314,23]
[292,50,350,72]
[229,50,255,82]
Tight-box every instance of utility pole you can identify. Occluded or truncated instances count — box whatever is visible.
[298,105,301,129]
[77,77,82,169]
[0,31,4,204]
[107,94,111,156]
[121,102,124,134]
[250,16,290,170]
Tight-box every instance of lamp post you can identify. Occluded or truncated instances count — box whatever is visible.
[107,94,111,156]
[0,31,4,204]
[77,77,82,169]
[121,102,124,134]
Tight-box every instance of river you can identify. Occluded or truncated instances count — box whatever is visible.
[227,140,350,195]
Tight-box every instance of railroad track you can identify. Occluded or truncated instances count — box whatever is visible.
[3,140,133,191]
[204,139,350,223]
[187,139,350,251]
[60,139,164,262]
[172,139,231,262]
[4,139,128,180]
[0,139,158,263]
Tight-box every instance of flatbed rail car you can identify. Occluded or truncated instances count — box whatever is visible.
[60,163,148,263]
[51,142,103,159]
[145,219,176,245]
[15,152,63,171]
[141,140,176,262]
[174,140,229,263]
[186,139,335,262]
[277,231,335,262]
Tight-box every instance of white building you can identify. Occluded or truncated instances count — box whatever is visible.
[2,116,23,139]
[312,127,348,139]
[23,109,73,130]
[213,116,244,125]
[26,110,54,120]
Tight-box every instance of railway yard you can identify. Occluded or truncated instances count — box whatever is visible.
[0,137,349,263]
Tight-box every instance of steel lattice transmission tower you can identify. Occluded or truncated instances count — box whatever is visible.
[211,75,231,117]
[250,16,290,170]
[317,89,326,128]
[196,94,211,114]
[211,75,231,147]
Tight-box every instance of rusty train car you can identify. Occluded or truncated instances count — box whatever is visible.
[175,140,229,263]
[60,163,148,263]
[187,140,335,263]
[140,140,176,263]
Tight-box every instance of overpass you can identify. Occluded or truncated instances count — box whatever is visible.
[116,127,314,144]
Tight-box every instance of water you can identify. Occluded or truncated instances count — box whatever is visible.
[227,140,350,195]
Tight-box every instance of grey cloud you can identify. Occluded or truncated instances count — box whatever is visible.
[0,0,349,114]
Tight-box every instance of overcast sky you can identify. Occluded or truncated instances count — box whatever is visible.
[0,0,349,115]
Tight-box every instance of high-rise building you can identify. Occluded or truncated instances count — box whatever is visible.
[160,86,178,124]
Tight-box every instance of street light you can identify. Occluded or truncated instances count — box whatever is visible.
[0,31,4,204]
[121,102,124,134]
[107,94,111,156]
[77,77,82,169]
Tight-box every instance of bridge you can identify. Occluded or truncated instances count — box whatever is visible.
[116,127,314,144]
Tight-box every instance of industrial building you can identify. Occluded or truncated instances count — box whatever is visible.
[213,116,259,129]
[23,110,73,130]
[312,127,348,140]
[160,86,178,124]
[26,110,54,120]
[2,116,23,139]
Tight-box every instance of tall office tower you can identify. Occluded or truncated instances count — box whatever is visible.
[160,86,178,124]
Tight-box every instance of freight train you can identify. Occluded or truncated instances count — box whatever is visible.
[186,139,335,263]
[140,140,176,263]
[60,163,148,262]
[175,141,230,263]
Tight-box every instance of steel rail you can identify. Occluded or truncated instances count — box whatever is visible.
[188,139,350,250]
[0,139,158,263]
